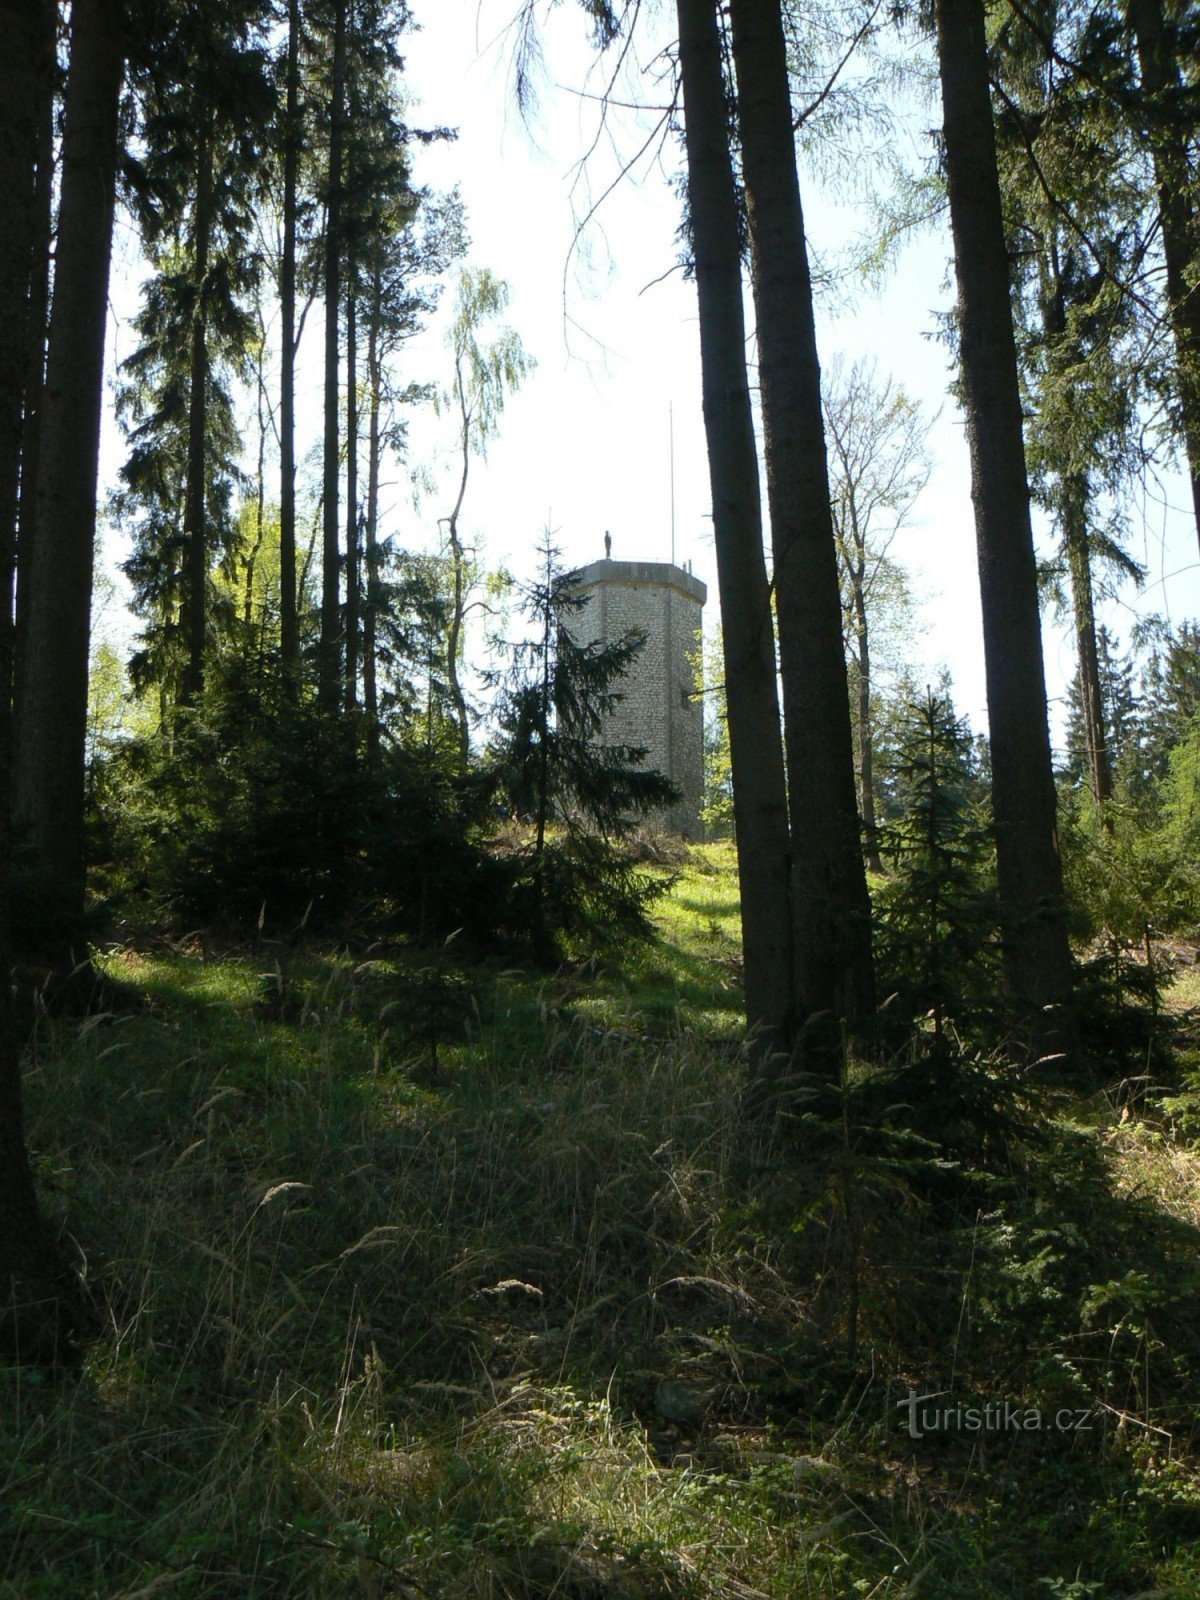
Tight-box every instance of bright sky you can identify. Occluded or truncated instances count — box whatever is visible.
[97,0,1200,746]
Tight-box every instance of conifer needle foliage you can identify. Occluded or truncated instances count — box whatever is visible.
[875,688,1000,1042]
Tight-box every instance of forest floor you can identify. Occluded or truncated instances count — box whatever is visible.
[5,842,1200,1599]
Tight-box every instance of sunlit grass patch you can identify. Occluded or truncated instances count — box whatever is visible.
[7,865,1200,1598]
[1168,961,1200,1015]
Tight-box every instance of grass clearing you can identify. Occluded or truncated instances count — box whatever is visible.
[4,844,1200,1597]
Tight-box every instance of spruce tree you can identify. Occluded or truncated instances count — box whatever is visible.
[876,690,999,1042]
[278,0,303,683]
[488,536,679,954]
[317,0,347,713]
[490,536,678,854]
[117,0,273,707]
[992,0,1148,825]
[1124,0,1200,553]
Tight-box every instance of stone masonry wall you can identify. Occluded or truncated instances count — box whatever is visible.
[565,559,706,838]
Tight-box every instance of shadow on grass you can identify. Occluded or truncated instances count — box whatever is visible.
[4,949,1200,1598]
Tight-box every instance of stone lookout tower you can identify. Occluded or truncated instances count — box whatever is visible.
[566,546,707,839]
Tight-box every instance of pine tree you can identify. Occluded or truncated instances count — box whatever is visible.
[315,0,350,712]
[1064,626,1141,800]
[0,0,59,1361]
[116,266,252,704]
[337,9,461,713]
[372,550,455,744]
[1136,619,1200,790]
[12,1,56,702]
[360,181,467,744]
[992,0,1148,826]
[487,536,679,955]
[490,535,678,853]
[117,0,273,707]
[876,690,999,1042]
[278,0,303,682]
[0,0,52,585]
[1124,0,1200,553]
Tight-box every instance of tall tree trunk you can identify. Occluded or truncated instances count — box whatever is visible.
[1127,0,1200,555]
[1040,250,1113,823]
[345,281,359,706]
[446,526,470,764]
[676,0,795,1069]
[0,0,85,1366]
[1063,477,1112,816]
[0,615,79,1361]
[933,0,1075,1050]
[0,0,48,582]
[245,323,269,629]
[0,655,79,1361]
[852,570,883,873]
[364,272,381,753]
[279,0,300,682]
[13,0,56,704]
[534,594,552,858]
[445,363,472,766]
[318,0,347,715]
[180,126,213,705]
[727,0,876,1054]
[13,0,124,982]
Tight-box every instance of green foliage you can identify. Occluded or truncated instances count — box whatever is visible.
[1068,937,1164,1077]
[88,628,681,963]
[1062,625,1141,795]
[373,948,476,1080]
[489,536,679,840]
[995,0,1155,512]
[1138,620,1200,781]
[509,831,674,956]
[93,654,508,945]
[8,859,1200,1599]
[485,535,679,956]
[699,628,733,837]
[1164,712,1200,853]
[753,1039,1043,1368]
[874,690,1000,1040]
[438,267,535,457]
[368,547,456,735]
[116,271,251,699]
[1059,791,1196,946]
[116,0,275,701]
[1058,620,1200,943]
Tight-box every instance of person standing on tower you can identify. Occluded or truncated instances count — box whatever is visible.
[604,530,612,559]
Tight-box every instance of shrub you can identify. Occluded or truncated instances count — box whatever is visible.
[92,657,507,945]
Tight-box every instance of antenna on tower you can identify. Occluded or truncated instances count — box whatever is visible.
[669,401,676,567]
